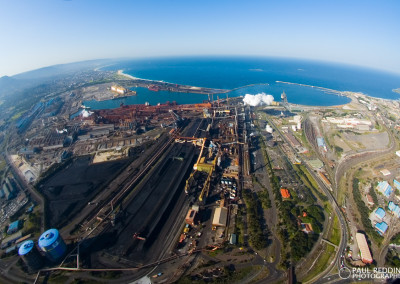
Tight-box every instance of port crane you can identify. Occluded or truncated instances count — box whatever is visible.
[198,155,218,202]
[169,109,185,128]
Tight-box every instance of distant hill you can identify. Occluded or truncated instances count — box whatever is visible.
[0,75,32,97]
[13,59,111,81]
[0,59,113,98]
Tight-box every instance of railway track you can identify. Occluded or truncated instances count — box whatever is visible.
[79,135,175,238]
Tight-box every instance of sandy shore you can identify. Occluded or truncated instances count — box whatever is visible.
[117,69,137,80]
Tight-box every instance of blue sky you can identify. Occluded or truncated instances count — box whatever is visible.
[0,0,399,76]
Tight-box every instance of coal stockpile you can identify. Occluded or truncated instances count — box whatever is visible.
[98,142,196,264]
[40,156,132,227]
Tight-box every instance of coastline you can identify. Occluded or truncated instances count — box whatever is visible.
[111,71,399,108]
[117,69,137,80]
[117,69,170,84]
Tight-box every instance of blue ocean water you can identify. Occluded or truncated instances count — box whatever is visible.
[84,56,400,109]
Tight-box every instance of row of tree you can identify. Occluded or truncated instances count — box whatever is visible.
[253,176,271,209]
[257,131,323,264]
[242,188,269,250]
[352,178,382,243]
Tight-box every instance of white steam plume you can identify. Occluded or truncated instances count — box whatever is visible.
[81,110,93,118]
[243,93,274,106]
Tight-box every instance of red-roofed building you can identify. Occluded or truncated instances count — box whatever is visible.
[366,194,374,206]
[280,188,291,199]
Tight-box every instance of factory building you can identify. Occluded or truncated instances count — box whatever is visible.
[356,232,373,264]
[111,85,127,95]
[265,124,273,133]
[374,207,386,220]
[376,181,392,198]
[375,222,388,235]
[1,178,18,200]
[394,179,400,191]
[229,233,237,245]
[212,207,228,229]
[388,201,400,217]
[7,220,21,235]
[1,231,23,249]
[38,229,66,262]
[18,240,44,271]
[323,117,372,130]
[316,137,327,152]
[308,159,323,170]
[366,194,374,206]
[185,209,197,226]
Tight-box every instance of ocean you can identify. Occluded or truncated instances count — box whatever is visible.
[83,56,400,109]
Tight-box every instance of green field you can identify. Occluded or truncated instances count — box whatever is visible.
[329,214,340,246]
[11,110,27,121]
[301,243,336,283]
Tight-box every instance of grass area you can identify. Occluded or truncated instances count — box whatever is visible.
[323,202,332,215]
[207,248,223,257]
[10,110,27,121]
[295,130,311,148]
[235,209,245,245]
[329,214,340,246]
[293,164,328,202]
[250,266,269,283]
[301,244,336,283]
[0,158,6,172]
[301,165,319,190]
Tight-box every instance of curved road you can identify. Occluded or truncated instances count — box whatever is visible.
[263,114,349,284]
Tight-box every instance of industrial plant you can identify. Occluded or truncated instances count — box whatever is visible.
[1,67,400,284]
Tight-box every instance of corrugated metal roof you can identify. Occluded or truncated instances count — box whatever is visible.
[317,137,325,147]
[8,220,20,231]
[375,207,386,219]
[356,233,373,264]
[212,207,227,227]
[394,179,400,190]
[375,222,388,234]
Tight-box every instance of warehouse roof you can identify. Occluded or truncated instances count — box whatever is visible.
[375,222,388,235]
[7,220,20,234]
[212,207,228,227]
[356,233,373,264]
[375,207,386,219]
[388,201,400,217]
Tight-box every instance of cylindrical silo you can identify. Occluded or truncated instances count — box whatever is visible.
[18,240,43,271]
[38,228,66,262]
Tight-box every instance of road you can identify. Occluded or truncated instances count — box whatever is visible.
[263,114,349,283]
[241,109,284,283]
[3,153,45,231]
[305,118,396,283]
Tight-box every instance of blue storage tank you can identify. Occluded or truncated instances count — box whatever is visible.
[18,240,43,271]
[38,229,66,262]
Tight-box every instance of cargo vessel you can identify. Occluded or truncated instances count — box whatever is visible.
[148,85,160,92]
